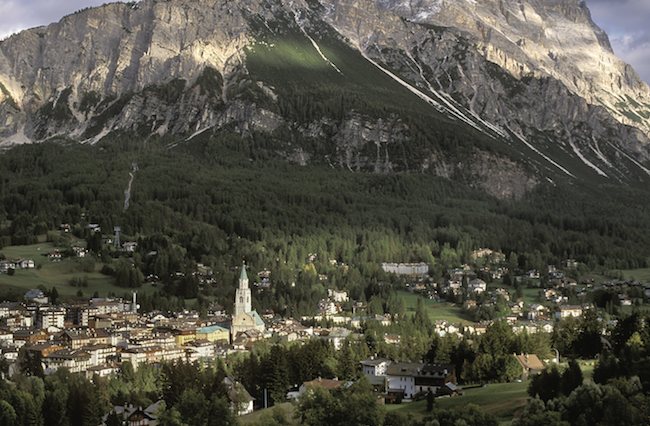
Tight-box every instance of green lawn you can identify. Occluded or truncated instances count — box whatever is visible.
[398,291,473,325]
[0,242,159,301]
[386,381,530,425]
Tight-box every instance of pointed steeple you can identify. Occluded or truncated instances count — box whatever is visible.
[240,262,248,282]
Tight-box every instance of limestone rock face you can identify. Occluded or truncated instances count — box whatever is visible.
[360,0,650,135]
[0,0,649,197]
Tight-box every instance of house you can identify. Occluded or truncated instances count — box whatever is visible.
[556,305,583,319]
[16,259,35,269]
[318,299,340,316]
[103,402,162,426]
[514,353,545,380]
[385,362,457,401]
[360,356,391,377]
[619,294,633,306]
[122,242,137,252]
[526,270,540,279]
[299,377,344,395]
[225,377,255,415]
[328,289,349,303]
[468,278,487,294]
[47,251,61,261]
[527,304,547,320]
[24,289,48,304]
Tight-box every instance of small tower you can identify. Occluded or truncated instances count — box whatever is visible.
[234,262,252,318]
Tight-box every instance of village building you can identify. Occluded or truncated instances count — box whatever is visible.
[514,353,545,380]
[231,265,266,339]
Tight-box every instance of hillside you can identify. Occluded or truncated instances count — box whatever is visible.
[0,0,648,194]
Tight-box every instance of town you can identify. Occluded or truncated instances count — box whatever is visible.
[1,237,647,425]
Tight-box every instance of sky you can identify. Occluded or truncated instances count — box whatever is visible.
[0,0,648,84]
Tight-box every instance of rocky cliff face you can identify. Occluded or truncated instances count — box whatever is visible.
[0,0,648,196]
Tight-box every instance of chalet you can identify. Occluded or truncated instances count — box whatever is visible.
[556,305,583,319]
[16,258,35,269]
[0,260,16,272]
[122,242,137,252]
[505,315,519,325]
[527,304,547,320]
[360,356,391,377]
[225,377,255,416]
[514,353,545,381]
[328,289,349,303]
[318,299,340,316]
[14,329,47,344]
[619,294,633,306]
[103,402,162,426]
[24,289,48,304]
[526,270,540,279]
[383,334,400,345]
[468,278,487,294]
[299,377,343,395]
[385,362,457,401]
[47,251,62,261]
[473,322,489,335]
[413,363,457,396]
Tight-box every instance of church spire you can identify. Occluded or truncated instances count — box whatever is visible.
[234,262,251,317]
[240,261,248,282]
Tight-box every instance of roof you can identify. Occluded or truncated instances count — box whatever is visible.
[514,354,545,371]
[302,377,343,390]
[245,311,265,326]
[360,357,391,367]
[197,325,229,334]
[385,362,423,377]
[240,263,248,281]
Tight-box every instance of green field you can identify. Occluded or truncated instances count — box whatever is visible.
[0,242,158,301]
[398,291,473,325]
[385,381,529,425]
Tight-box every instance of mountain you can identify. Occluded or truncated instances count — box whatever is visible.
[0,0,649,197]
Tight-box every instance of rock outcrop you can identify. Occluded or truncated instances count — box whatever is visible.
[0,0,648,198]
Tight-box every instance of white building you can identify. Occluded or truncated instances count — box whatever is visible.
[468,278,487,294]
[360,357,391,376]
[36,306,65,329]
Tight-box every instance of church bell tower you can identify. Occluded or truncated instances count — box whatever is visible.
[234,263,251,317]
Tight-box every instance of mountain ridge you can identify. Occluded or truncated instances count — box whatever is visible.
[0,0,649,197]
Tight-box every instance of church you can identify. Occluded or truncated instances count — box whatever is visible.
[231,264,266,339]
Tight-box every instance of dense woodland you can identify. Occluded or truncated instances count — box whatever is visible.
[1,136,650,311]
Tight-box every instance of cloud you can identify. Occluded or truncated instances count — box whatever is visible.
[585,0,650,84]
[0,0,109,39]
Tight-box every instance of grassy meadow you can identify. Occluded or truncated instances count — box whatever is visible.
[0,241,158,301]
